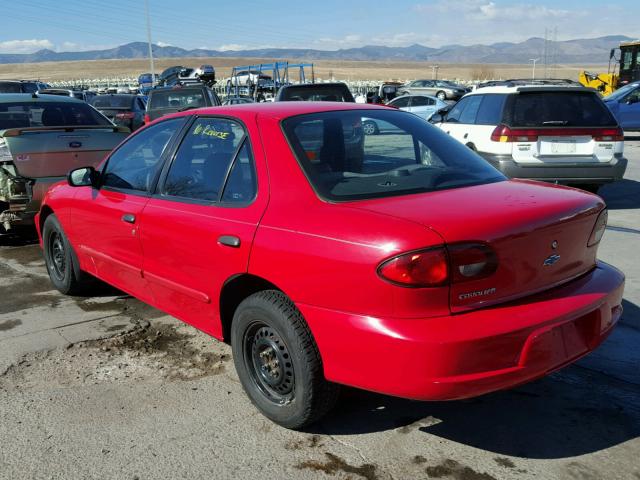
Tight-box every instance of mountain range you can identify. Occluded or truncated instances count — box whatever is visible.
[0,35,635,65]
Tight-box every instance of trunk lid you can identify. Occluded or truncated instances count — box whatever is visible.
[348,180,604,312]
[0,126,129,178]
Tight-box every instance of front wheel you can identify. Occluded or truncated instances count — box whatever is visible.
[436,91,447,101]
[42,214,93,295]
[231,290,339,429]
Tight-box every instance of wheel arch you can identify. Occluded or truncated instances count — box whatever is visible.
[219,273,284,343]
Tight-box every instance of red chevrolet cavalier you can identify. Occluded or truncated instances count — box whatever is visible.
[36,102,624,428]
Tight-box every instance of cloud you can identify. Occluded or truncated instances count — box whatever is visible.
[0,39,54,54]
[156,41,171,47]
[217,44,249,51]
[414,1,570,21]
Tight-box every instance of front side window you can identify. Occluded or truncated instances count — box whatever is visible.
[283,110,504,201]
[162,117,255,203]
[411,96,433,107]
[102,118,184,192]
[444,96,471,123]
[390,97,410,108]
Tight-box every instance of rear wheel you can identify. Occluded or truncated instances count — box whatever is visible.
[436,91,447,101]
[231,290,339,429]
[42,214,94,295]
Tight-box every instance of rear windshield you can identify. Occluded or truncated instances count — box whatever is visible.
[92,95,134,108]
[283,110,504,201]
[149,90,206,109]
[279,86,354,102]
[505,91,617,127]
[0,102,111,129]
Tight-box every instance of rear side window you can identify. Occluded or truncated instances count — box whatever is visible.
[0,82,22,93]
[391,97,410,108]
[475,94,507,125]
[162,117,255,204]
[410,96,434,107]
[506,92,617,127]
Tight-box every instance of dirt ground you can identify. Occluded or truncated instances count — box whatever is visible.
[0,57,609,82]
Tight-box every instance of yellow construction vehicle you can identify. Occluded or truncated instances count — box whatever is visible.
[579,40,640,95]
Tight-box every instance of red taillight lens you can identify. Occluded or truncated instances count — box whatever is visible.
[377,243,498,288]
[116,111,135,119]
[593,127,624,141]
[448,243,498,283]
[143,113,150,124]
[588,209,608,246]
[492,125,624,142]
[377,247,449,287]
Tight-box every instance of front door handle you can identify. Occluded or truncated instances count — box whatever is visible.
[121,213,136,224]
[218,235,241,248]
[463,133,469,139]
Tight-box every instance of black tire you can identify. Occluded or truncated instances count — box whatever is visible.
[363,120,379,136]
[42,214,93,295]
[231,290,340,429]
[436,91,446,101]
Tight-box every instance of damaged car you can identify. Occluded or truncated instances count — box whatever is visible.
[0,94,129,234]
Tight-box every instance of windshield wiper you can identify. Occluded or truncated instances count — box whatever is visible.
[542,120,569,125]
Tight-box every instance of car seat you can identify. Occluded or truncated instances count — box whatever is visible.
[41,107,66,126]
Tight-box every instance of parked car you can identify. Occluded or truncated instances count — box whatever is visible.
[363,94,448,135]
[603,81,640,131]
[430,84,627,192]
[399,79,470,101]
[38,88,93,102]
[227,70,272,88]
[0,80,49,94]
[274,82,355,102]
[37,102,623,429]
[0,94,129,233]
[222,95,255,106]
[145,84,221,123]
[91,94,147,131]
[366,82,404,104]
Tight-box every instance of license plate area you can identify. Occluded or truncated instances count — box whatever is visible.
[549,139,577,154]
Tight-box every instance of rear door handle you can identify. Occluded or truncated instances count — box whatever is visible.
[218,235,241,248]
[121,213,136,224]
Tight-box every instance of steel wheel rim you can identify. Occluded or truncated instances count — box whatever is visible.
[244,322,295,404]
[48,231,66,281]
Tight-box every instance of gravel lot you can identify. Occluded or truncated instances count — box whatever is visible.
[0,139,638,480]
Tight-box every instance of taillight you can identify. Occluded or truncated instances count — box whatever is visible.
[377,247,448,287]
[593,127,624,141]
[377,243,498,287]
[588,209,608,246]
[448,243,498,283]
[116,112,135,119]
[143,113,150,124]
[491,125,625,142]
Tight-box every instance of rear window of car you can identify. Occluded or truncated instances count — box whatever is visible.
[278,86,354,102]
[149,90,206,109]
[92,96,134,108]
[505,91,617,127]
[282,110,504,201]
[0,101,111,129]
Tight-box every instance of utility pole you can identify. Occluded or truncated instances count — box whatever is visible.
[529,58,539,80]
[144,0,155,85]
[431,65,440,80]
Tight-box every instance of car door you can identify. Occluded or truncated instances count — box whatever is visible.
[140,115,268,338]
[616,87,640,130]
[407,96,436,120]
[436,96,472,142]
[67,117,186,301]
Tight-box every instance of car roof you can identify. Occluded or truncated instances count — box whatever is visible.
[0,93,86,103]
[280,82,349,89]
[161,101,390,121]
[468,85,597,95]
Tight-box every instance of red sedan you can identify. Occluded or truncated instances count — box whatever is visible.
[36,102,624,429]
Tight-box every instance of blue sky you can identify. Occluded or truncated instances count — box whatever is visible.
[0,0,637,53]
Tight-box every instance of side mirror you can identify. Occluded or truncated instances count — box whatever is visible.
[68,166,97,187]
[626,97,639,105]
[429,113,444,124]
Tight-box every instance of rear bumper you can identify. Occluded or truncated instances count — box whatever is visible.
[0,176,63,231]
[480,153,628,184]
[298,261,624,400]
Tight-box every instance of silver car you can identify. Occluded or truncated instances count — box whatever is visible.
[398,80,470,101]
